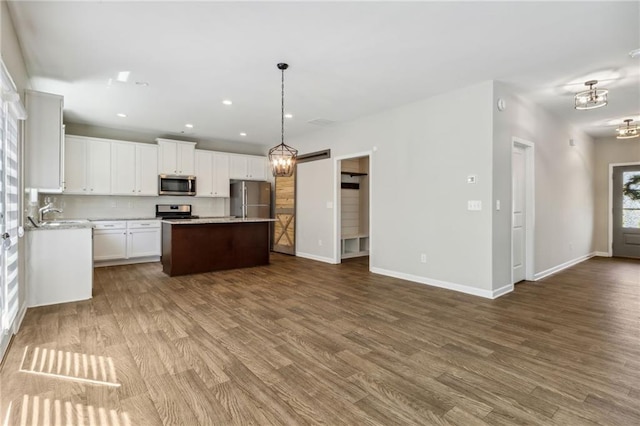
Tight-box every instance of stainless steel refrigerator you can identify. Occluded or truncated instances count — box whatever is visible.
[230,181,271,219]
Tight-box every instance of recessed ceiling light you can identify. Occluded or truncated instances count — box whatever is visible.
[629,48,640,59]
[116,113,127,118]
[284,113,293,119]
[116,71,130,83]
[240,132,247,137]
[135,81,149,86]
[185,123,194,128]
[222,100,233,106]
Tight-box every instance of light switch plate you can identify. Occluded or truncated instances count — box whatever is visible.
[468,200,482,211]
[326,201,333,209]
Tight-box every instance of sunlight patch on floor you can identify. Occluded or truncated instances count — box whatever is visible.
[18,346,120,387]
[3,395,131,426]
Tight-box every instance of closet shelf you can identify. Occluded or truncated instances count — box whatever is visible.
[340,171,368,177]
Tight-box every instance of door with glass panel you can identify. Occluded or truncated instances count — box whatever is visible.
[613,165,640,258]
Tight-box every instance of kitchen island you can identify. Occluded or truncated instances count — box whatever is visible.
[161,218,275,276]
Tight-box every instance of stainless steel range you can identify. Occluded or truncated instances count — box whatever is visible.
[155,204,199,220]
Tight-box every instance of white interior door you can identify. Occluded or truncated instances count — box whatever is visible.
[512,145,526,283]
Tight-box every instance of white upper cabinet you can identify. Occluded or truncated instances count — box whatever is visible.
[112,142,158,195]
[195,150,213,197]
[212,152,230,197]
[136,143,159,195]
[195,150,230,197]
[25,90,65,193]
[64,135,111,194]
[156,138,196,175]
[229,154,267,181]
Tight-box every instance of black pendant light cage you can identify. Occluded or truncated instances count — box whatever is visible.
[269,63,298,177]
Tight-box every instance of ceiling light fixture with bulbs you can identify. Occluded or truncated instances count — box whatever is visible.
[616,119,639,139]
[268,62,298,177]
[574,80,608,110]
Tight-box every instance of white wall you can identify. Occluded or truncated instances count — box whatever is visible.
[295,80,598,297]
[294,81,495,294]
[593,137,640,253]
[46,194,227,220]
[492,82,596,281]
[65,123,269,156]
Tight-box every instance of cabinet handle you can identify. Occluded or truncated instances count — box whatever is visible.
[104,225,114,228]
[90,188,94,191]
[138,190,141,192]
[140,224,150,226]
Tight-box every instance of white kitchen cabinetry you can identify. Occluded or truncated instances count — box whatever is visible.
[111,142,158,195]
[195,150,230,197]
[25,90,65,193]
[26,227,93,307]
[156,138,196,175]
[93,220,160,265]
[128,220,161,257]
[93,221,127,261]
[229,154,267,180]
[64,135,111,194]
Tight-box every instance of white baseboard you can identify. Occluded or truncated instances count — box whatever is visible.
[370,267,507,299]
[533,252,595,281]
[295,252,338,264]
[492,283,514,298]
[594,251,610,257]
[94,256,160,268]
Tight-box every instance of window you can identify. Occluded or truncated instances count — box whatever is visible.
[0,60,26,360]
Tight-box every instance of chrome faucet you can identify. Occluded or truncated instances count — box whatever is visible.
[38,202,62,223]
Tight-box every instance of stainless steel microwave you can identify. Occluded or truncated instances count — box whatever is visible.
[158,174,196,196]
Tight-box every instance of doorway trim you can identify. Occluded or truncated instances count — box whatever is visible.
[607,161,640,257]
[512,137,535,283]
[333,151,373,267]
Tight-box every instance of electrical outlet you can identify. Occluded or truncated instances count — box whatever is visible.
[318,239,323,246]
[420,253,427,263]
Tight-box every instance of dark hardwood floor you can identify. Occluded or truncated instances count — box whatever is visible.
[1,254,639,425]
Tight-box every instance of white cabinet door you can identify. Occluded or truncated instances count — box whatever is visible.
[229,154,267,180]
[157,139,196,175]
[213,153,230,197]
[177,143,195,175]
[136,144,158,195]
[64,136,87,193]
[195,150,213,197]
[93,229,128,260]
[247,156,267,180]
[127,220,161,258]
[157,140,178,175]
[25,90,64,193]
[87,139,111,194]
[111,142,136,195]
[229,155,248,180]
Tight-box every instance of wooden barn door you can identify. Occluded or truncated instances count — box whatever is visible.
[273,173,295,254]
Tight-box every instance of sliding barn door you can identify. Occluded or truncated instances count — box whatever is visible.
[273,173,295,255]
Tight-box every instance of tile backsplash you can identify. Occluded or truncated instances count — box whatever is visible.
[30,194,228,220]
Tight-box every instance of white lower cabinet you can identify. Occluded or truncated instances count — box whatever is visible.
[27,227,93,307]
[128,221,161,257]
[93,220,160,264]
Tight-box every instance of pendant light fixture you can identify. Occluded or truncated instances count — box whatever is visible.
[616,119,639,139]
[268,62,298,177]
[574,80,608,110]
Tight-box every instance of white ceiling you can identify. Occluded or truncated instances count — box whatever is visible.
[7,1,640,146]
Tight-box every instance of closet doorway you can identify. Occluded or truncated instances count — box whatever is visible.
[337,155,370,264]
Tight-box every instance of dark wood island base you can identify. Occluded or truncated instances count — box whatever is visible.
[161,220,271,276]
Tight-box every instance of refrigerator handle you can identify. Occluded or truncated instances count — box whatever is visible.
[243,184,248,219]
